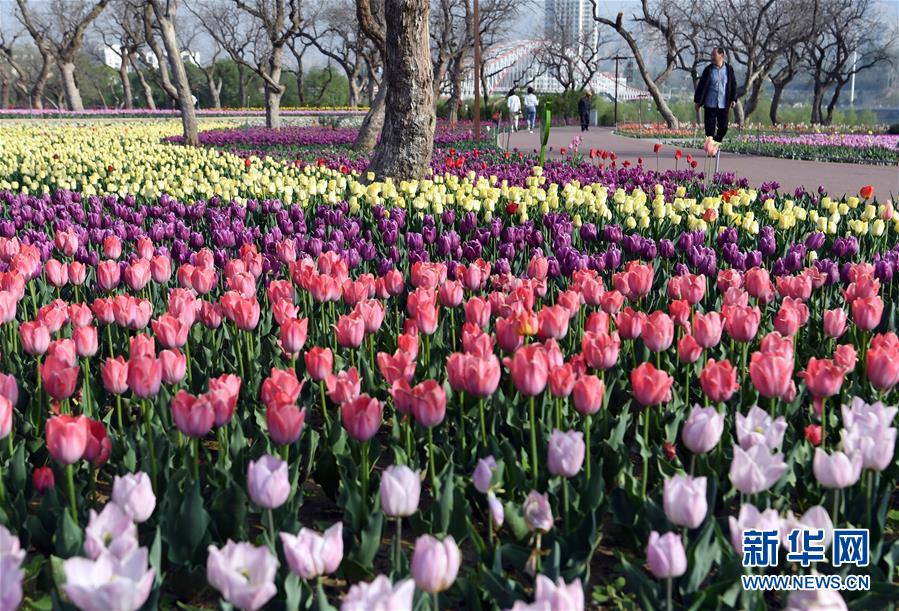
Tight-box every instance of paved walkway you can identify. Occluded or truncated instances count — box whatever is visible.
[504,126,898,200]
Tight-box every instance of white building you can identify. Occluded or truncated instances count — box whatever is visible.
[545,0,599,53]
[101,45,201,71]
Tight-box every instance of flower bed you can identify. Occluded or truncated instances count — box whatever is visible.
[667,134,899,166]
[0,107,367,120]
[0,121,897,610]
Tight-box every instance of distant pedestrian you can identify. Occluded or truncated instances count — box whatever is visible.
[506,88,522,132]
[578,91,592,132]
[524,87,539,132]
[694,46,737,143]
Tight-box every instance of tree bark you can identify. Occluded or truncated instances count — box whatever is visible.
[354,83,387,152]
[58,61,84,111]
[150,0,198,145]
[238,64,248,107]
[120,50,134,109]
[769,78,791,125]
[367,0,435,180]
[132,57,157,110]
[593,10,679,128]
[824,81,847,126]
[1,79,9,108]
[30,56,51,109]
[446,55,464,127]
[264,46,284,129]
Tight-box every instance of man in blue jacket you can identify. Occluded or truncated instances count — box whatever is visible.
[694,47,737,143]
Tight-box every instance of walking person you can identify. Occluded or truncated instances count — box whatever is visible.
[578,91,592,132]
[506,88,522,132]
[694,46,737,144]
[524,87,539,132]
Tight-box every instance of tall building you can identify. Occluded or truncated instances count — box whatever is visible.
[545,0,599,50]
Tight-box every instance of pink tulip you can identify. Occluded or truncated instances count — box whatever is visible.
[170,390,215,438]
[691,311,723,348]
[281,522,344,579]
[749,351,793,399]
[630,362,673,406]
[247,454,290,509]
[700,359,739,403]
[572,374,604,415]
[410,535,461,594]
[506,344,549,396]
[823,308,847,338]
[646,531,687,578]
[341,394,383,442]
[547,429,585,478]
[46,415,88,464]
[642,311,674,352]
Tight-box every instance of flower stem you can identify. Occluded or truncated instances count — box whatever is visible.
[319,380,330,429]
[267,507,276,550]
[66,463,78,526]
[584,413,592,481]
[529,395,538,485]
[361,440,370,507]
[479,397,487,448]
[144,400,158,492]
[458,391,466,451]
[428,427,437,492]
[666,577,673,611]
[394,518,403,572]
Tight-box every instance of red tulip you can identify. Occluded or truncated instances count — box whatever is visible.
[700,359,739,403]
[859,185,874,199]
[630,362,673,406]
[341,394,383,442]
[82,419,111,466]
[45,414,88,464]
[33,466,55,494]
[170,390,215,438]
[41,355,79,401]
[668,299,691,328]
[804,424,822,446]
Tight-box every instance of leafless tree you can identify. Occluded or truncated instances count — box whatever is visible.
[430,0,520,123]
[354,0,388,152]
[0,30,37,108]
[147,0,199,144]
[301,0,372,107]
[192,0,303,129]
[537,11,616,92]
[803,0,894,125]
[16,0,111,110]
[590,1,681,127]
[367,0,435,179]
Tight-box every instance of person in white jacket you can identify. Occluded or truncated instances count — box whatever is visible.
[523,87,538,132]
[506,89,522,132]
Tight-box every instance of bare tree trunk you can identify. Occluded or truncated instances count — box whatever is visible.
[348,77,361,108]
[368,0,435,180]
[770,81,787,124]
[209,78,222,108]
[59,61,84,111]
[133,60,157,110]
[446,56,464,127]
[151,0,198,145]
[354,81,386,152]
[824,81,846,126]
[30,57,51,109]
[1,79,9,108]
[120,51,134,109]
[264,47,284,129]
[297,58,305,105]
[811,84,825,124]
[238,64,248,106]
